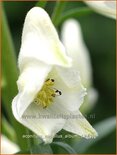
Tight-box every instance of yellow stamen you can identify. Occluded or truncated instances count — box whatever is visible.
[33,79,61,108]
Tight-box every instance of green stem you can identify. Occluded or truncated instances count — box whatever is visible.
[36,0,47,8]
[2,6,28,150]
[57,7,93,26]
[51,1,67,27]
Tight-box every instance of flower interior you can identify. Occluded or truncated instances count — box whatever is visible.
[33,79,62,108]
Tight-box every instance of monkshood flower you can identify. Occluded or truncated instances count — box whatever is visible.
[12,7,97,143]
[1,135,20,154]
[85,1,116,19]
[61,19,98,112]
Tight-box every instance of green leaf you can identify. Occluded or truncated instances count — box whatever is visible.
[16,143,53,154]
[2,116,17,143]
[2,8,18,114]
[51,141,77,154]
[72,117,116,153]
[30,143,53,154]
[36,1,47,8]
[1,71,7,88]
[2,6,28,150]
[57,7,93,26]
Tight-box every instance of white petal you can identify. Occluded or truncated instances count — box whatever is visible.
[49,68,86,111]
[19,7,72,71]
[84,1,116,19]
[12,95,67,143]
[12,61,51,117]
[61,19,92,87]
[1,135,20,154]
[63,111,98,138]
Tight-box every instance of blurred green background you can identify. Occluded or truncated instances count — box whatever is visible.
[2,1,116,154]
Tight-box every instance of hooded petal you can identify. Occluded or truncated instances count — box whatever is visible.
[19,7,72,71]
[61,19,92,87]
[63,111,98,138]
[84,1,116,19]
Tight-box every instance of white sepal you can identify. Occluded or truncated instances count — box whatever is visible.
[19,7,72,71]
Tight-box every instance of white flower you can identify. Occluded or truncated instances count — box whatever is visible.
[1,135,20,154]
[12,7,97,143]
[61,19,98,112]
[84,1,116,19]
